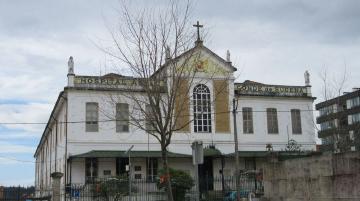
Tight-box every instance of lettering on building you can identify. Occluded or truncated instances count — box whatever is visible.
[74,76,165,89]
[235,84,307,97]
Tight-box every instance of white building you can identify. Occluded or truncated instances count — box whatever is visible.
[34,40,316,197]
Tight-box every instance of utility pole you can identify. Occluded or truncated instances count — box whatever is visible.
[232,98,240,200]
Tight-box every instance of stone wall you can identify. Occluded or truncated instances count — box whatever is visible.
[263,152,360,201]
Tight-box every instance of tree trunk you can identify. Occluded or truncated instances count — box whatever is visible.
[161,145,174,201]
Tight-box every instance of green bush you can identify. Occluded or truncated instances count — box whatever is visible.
[95,175,136,201]
[157,168,194,201]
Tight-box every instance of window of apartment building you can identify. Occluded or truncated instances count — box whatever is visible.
[349,130,355,142]
[242,107,254,134]
[116,103,129,132]
[86,102,99,132]
[146,158,158,182]
[85,158,98,182]
[320,120,336,130]
[193,84,212,133]
[291,109,302,134]
[319,104,336,116]
[321,136,334,145]
[347,97,360,109]
[267,108,279,134]
[349,113,360,125]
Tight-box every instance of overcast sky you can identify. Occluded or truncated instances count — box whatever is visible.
[0,0,359,186]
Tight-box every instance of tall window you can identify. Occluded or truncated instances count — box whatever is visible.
[193,84,212,133]
[242,107,254,134]
[86,102,98,132]
[116,103,129,132]
[145,104,155,132]
[291,109,302,134]
[267,108,278,134]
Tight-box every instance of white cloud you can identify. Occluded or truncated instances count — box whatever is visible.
[0,142,35,154]
[0,103,51,133]
[0,131,39,140]
[0,157,22,165]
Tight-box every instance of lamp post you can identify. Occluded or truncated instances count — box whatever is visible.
[125,145,134,201]
[232,98,240,200]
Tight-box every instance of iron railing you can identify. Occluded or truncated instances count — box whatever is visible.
[64,173,263,201]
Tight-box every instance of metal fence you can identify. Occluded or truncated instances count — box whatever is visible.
[64,173,263,201]
[66,180,165,201]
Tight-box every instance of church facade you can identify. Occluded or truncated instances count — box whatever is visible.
[34,41,316,197]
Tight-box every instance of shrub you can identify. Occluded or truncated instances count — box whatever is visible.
[157,168,194,201]
[95,175,136,201]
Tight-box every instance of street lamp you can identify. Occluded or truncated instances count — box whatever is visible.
[125,145,134,201]
[232,98,240,200]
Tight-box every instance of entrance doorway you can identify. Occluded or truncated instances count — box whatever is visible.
[198,156,213,191]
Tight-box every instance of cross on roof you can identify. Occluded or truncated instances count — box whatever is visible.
[193,21,203,42]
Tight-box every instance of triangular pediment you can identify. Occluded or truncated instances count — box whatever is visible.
[154,44,236,78]
[196,45,237,72]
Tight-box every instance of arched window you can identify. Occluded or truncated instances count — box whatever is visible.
[193,84,212,132]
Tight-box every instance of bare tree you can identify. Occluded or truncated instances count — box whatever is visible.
[318,66,349,152]
[319,67,348,101]
[98,1,233,200]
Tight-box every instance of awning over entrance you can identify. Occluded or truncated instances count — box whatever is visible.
[69,150,191,159]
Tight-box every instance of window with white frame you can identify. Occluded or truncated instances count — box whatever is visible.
[116,103,129,132]
[291,109,302,134]
[242,107,254,134]
[267,108,279,134]
[86,102,99,132]
[193,84,212,133]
